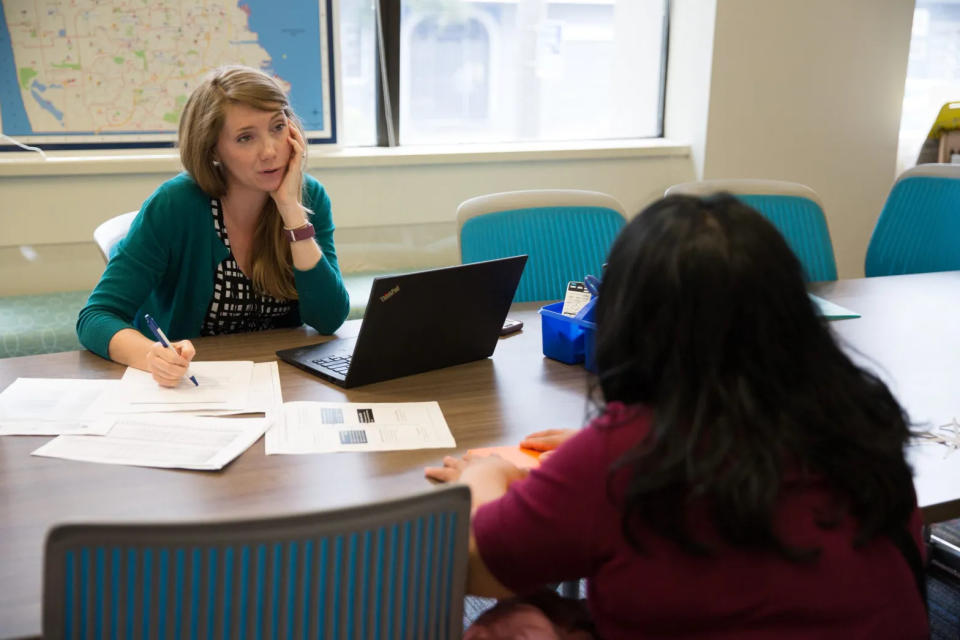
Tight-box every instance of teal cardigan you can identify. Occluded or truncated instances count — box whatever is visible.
[77,172,350,359]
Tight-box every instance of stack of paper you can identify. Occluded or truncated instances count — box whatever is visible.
[2,362,461,467]
[0,361,283,471]
[103,361,257,414]
[0,378,118,435]
[32,413,270,471]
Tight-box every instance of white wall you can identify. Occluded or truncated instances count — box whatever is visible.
[698,0,916,278]
[663,0,718,178]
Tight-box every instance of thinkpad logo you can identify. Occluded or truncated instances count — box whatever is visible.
[379,285,400,302]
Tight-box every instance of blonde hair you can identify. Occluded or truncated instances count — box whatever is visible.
[179,65,307,300]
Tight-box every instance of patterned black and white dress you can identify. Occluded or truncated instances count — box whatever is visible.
[200,199,295,336]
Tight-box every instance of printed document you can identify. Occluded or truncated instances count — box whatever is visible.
[102,361,255,413]
[31,414,269,470]
[185,361,283,417]
[241,360,282,414]
[267,401,454,454]
[0,378,117,435]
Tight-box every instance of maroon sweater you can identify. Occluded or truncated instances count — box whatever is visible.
[472,402,928,639]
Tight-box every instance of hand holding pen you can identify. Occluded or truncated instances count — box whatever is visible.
[144,314,198,388]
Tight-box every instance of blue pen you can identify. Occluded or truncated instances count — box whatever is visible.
[584,274,601,297]
[144,314,199,387]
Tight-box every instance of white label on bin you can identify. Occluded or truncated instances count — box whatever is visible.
[561,281,593,318]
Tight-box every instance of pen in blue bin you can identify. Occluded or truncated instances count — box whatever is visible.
[584,274,601,297]
[144,314,199,387]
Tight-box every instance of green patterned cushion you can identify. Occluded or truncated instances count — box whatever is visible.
[0,291,89,358]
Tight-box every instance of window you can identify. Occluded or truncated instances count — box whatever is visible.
[406,15,491,131]
[338,0,378,146]
[339,0,668,147]
[897,0,960,172]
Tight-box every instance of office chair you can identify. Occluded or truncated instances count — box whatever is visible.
[864,163,960,277]
[457,190,627,302]
[44,485,470,639]
[93,211,138,263]
[665,180,838,282]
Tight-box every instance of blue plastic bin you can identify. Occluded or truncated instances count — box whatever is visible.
[539,302,598,373]
[582,318,598,374]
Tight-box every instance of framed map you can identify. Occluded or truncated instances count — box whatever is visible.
[0,0,337,149]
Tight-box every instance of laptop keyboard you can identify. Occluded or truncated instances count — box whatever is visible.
[311,354,352,376]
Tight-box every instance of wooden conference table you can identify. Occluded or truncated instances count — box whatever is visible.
[1,271,960,637]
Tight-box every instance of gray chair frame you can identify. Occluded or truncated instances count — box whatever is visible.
[894,162,960,181]
[664,178,827,209]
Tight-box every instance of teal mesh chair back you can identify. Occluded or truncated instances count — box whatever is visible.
[865,164,960,277]
[736,195,837,282]
[43,485,470,639]
[665,180,838,282]
[458,190,627,302]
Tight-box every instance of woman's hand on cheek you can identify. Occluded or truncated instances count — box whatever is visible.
[271,125,306,217]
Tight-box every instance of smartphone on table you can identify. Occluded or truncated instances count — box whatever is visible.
[500,318,524,336]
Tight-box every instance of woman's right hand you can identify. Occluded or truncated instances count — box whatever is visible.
[520,428,578,462]
[145,339,196,387]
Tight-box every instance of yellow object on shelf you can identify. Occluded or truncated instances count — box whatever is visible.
[916,102,960,165]
[926,102,960,140]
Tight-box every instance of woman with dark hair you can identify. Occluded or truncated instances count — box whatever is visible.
[426,194,927,638]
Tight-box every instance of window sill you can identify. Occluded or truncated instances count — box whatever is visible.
[0,138,690,177]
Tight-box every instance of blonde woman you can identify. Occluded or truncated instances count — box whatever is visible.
[78,66,349,386]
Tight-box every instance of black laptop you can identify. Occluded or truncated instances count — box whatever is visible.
[276,255,527,387]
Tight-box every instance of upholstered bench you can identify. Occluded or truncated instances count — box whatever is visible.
[0,274,394,359]
[0,290,89,358]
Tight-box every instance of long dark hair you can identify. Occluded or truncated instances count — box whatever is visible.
[595,194,915,560]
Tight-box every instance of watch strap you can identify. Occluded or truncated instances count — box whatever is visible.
[284,222,314,242]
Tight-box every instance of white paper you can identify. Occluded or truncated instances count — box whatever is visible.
[0,419,115,436]
[222,361,281,414]
[178,362,283,417]
[102,361,255,413]
[0,378,119,435]
[31,414,269,470]
[561,282,592,317]
[267,401,455,454]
